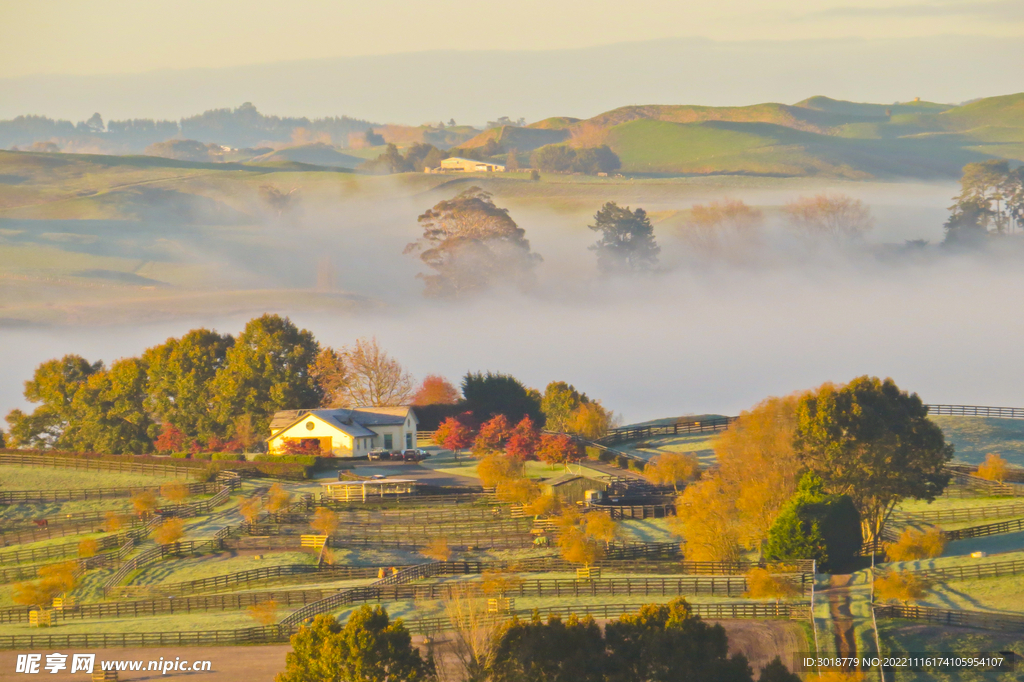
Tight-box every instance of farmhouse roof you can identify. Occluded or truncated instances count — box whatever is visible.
[268,407,416,439]
[543,474,598,487]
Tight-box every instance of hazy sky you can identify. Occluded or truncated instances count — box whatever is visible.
[2,0,1022,78]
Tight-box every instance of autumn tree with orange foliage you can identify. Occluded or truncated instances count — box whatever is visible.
[645,452,699,491]
[435,416,474,459]
[160,481,190,504]
[411,375,460,405]
[670,474,742,562]
[78,538,98,558]
[239,495,262,524]
[886,527,946,562]
[977,453,1009,483]
[671,395,803,558]
[505,416,540,460]
[473,415,511,455]
[310,508,339,537]
[874,571,930,604]
[131,491,157,517]
[266,483,293,513]
[537,433,579,469]
[743,567,800,604]
[153,518,185,545]
[248,600,278,625]
[715,395,804,548]
[421,537,452,562]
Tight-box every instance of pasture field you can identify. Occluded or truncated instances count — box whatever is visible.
[619,518,678,544]
[420,449,607,482]
[929,415,1024,467]
[127,550,317,586]
[612,432,719,465]
[0,467,176,491]
[876,621,1024,682]
[914,574,1024,614]
[0,500,133,522]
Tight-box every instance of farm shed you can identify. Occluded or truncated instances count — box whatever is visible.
[541,474,610,504]
[320,478,419,502]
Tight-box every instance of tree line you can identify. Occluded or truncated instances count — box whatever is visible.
[665,376,952,571]
[943,160,1024,245]
[406,187,661,297]
[2,102,377,152]
[277,601,801,682]
[2,316,615,456]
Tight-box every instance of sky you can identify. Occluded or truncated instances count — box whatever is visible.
[2,0,1023,78]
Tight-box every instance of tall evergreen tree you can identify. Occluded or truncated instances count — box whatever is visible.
[588,202,660,273]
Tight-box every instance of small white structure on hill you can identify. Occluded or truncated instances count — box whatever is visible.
[426,157,506,173]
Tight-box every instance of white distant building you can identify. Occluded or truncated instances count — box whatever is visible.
[426,157,506,173]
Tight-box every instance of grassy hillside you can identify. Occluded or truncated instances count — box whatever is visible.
[458,125,570,152]
[499,92,1024,178]
[249,143,364,169]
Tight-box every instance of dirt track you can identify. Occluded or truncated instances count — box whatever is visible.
[0,620,807,681]
[0,645,291,682]
[710,620,809,674]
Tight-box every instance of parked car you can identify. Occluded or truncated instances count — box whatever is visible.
[368,449,391,461]
[402,449,428,461]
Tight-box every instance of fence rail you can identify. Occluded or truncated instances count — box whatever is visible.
[403,601,809,634]
[941,517,1024,541]
[0,452,198,479]
[881,557,1024,583]
[106,562,381,598]
[925,405,1024,419]
[0,481,221,505]
[0,624,289,650]
[874,604,1024,632]
[947,472,1024,498]
[892,501,1024,524]
[598,417,736,445]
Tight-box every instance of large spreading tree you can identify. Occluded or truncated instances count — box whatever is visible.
[210,314,322,434]
[404,187,541,297]
[143,328,234,440]
[794,376,952,544]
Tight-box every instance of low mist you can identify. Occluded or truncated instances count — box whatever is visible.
[3,178,1022,425]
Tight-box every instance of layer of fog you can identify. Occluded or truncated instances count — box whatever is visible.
[4,179,1023,426]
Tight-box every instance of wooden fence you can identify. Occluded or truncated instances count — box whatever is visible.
[941,516,1024,541]
[0,586,345,624]
[891,501,1024,524]
[0,531,130,566]
[874,604,1024,632]
[925,405,1024,419]
[0,598,813,649]
[881,557,1024,583]
[0,481,221,505]
[598,417,736,445]
[947,472,1024,498]
[0,452,197,478]
[107,563,381,598]
[0,624,290,650]
[403,601,809,634]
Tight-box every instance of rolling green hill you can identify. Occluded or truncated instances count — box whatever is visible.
[466,93,1024,178]
[249,143,364,169]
